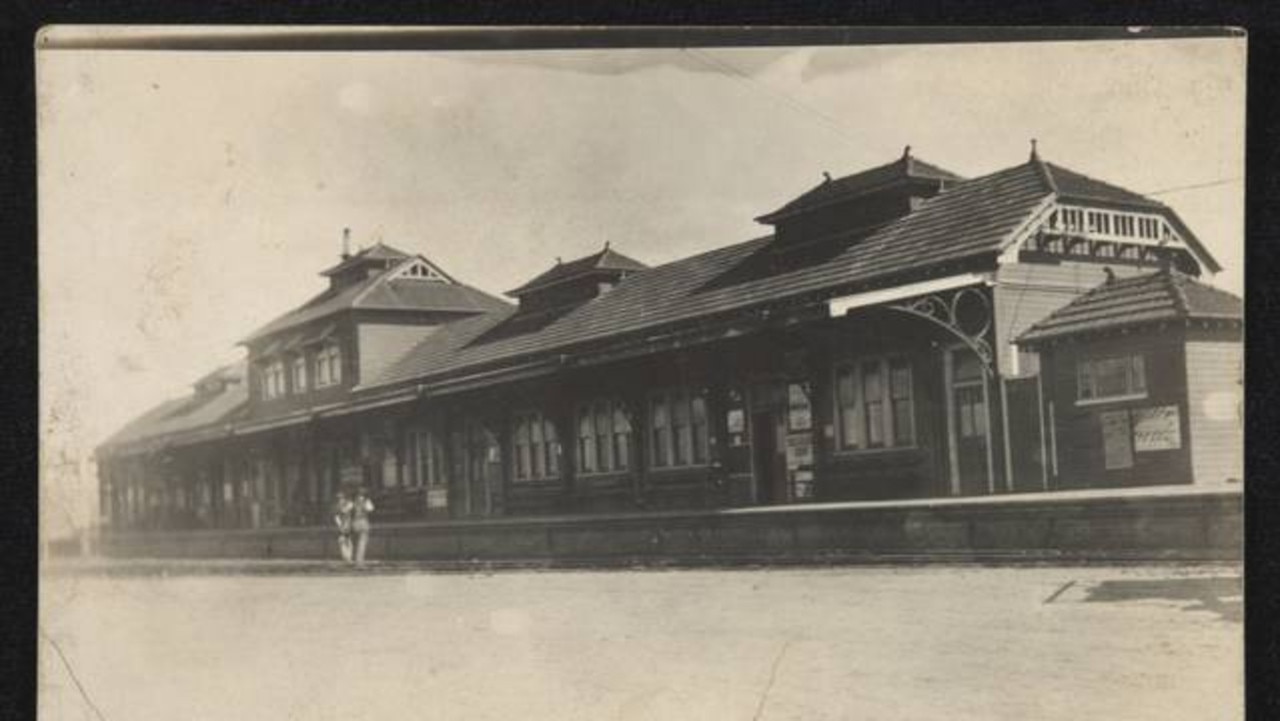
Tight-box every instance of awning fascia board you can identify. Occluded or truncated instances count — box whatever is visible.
[827,272,994,317]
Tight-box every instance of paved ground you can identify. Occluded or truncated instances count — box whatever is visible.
[40,563,1241,720]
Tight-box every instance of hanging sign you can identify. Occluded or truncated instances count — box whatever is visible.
[1100,410,1134,470]
[1132,406,1181,451]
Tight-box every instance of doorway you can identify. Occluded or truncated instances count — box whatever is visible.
[946,347,993,495]
[751,411,779,505]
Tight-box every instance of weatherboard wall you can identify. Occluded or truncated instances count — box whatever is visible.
[1183,334,1244,485]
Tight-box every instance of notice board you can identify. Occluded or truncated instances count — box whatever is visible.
[1132,405,1182,452]
[1100,410,1134,470]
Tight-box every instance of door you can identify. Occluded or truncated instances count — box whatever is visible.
[751,411,778,504]
[456,422,499,518]
[948,348,992,495]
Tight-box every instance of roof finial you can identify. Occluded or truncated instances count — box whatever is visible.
[821,171,832,183]
[903,144,912,160]
[1030,138,1039,161]
[341,227,352,259]
[604,239,610,250]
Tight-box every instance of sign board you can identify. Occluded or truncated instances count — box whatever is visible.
[426,488,449,509]
[787,383,812,431]
[785,434,814,470]
[788,407,812,432]
[1132,406,1181,452]
[792,470,814,500]
[1100,410,1134,470]
[340,465,364,487]
[726,408,745,434]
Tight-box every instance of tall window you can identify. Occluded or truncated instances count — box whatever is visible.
[314,343,342,388]
[1078,354,1146,403]
[404,427,443,488]
[576,399,632,474]
[512,411,560,482]
[261,359,286,400]
[650,389,710,468]
[290,355,307,394]
[835,357,915,450]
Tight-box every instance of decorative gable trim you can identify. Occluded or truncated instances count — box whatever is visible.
[389,257,452,283]
[998,200,1218,274]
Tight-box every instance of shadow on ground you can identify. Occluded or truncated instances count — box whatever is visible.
[1083,576,1242,623]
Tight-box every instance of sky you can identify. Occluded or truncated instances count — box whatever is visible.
[37,35,1246,538]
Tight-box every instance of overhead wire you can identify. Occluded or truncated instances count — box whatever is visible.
[681,47,865,151]
[1143,177,1242,196]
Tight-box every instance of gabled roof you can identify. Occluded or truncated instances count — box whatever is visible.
[1031,158,1221,272]
[319,242,412,277]
[507,245,649,297]
[1039,162,1164,210]
[243,255,509,344]
[1017,268,1242,346]
[365,160,1056,391]
[98,361,249,454]
[756,152,964,224]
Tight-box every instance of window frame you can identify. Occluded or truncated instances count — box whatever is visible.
[289,354,308,394]
[510,410,562,483]
[648,388,711,470]
[1076,353,1148,406]
[261,358,287,400]
[313,343,343,389]
[404,426,444,489]
[576,398,633,476]
[833,355,917,454]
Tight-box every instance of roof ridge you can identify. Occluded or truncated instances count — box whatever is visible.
[1033,157,1059,194]
[1043,161,1167,208]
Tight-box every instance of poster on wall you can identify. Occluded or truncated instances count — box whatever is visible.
[1100,410,1134,470]
[787,383,812,431]
[727,408,745,434]
[785,435,814,470]
[1132,406,1182,451]
[792,470,815,500]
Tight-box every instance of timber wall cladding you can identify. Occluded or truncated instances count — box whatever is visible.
[1049,331,1192,489]
[102,490,1242,563]
[1183,340,1243,485]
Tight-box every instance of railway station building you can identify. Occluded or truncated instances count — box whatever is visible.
[96,147,1242,533]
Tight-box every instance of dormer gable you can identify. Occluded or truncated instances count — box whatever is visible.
[506,243,648,313]
[756,147,964,252]
[1008,152,1222,276]
[320,231,413,291]
[389,257,452,283]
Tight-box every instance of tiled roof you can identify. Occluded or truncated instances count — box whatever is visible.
[508,246,650,296]
[1017,269,1242,345]
[243,257,509,343]
[1036,160,1219,273]
[1041,162,1163,209]
[365,160,1054,391]
[756,153,964,223]
[99,362,249,453]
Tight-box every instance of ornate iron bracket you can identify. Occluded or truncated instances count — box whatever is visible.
[885,287,995,375]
